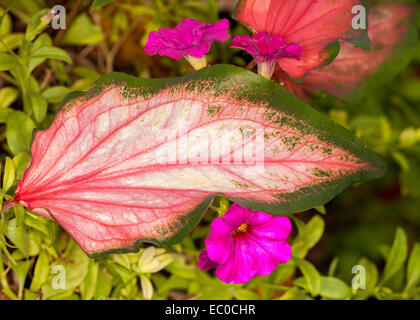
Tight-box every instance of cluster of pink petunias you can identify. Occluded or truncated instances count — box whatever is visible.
[144,17,301,79]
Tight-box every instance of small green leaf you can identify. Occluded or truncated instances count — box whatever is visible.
[61,13,104,45]
[327,257,339,277]
[292,215,325,258]
[6,110,36,155]
[2,156,15,192]
[233,289,260,300]
[381,227,408,285]
[293,257,321,297]
[314,205,326,215]
[42,86,72,103]
[0,9,12,36]
[12,151,30,180]
[277,287,312,300]
[42,239,89,299]
[80,260,99,300]
[30,93,48,123]
[0,108,12,123]
[93,265,113,300]
[319,276,351,300]
[30,249,50,291]
[0,52,18,71]
[406,242,420,290]
[0,33,24,52]
[357,257,378,293]
[0,87,19,108]
[30,46,72,65]
[11,260,31,298]
[25,9,51,41]
[140,274,153,300]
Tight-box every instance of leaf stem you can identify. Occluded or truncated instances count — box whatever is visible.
[0,198,18,213]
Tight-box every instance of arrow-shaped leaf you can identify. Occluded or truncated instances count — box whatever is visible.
[6,65,384,256]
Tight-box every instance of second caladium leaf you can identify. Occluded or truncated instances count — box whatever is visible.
[233,0,370,79]
[7,65,384,256]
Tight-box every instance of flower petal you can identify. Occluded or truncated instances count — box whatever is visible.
[247,235,292,276]
[201,18,231,43]
[196,250,219,270]
[248,214,292,240]
[223,203,247,228]
[205,217,235,264]
[215,235,256,283]
[145,18,231,60]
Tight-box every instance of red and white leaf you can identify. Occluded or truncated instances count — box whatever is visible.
[234,0,369,79]
[302,4,417,99]
[9,66,384,256]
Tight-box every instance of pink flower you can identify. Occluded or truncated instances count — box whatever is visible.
[144,18,231,70]
[197,203,292,283]
[230,32,302,80]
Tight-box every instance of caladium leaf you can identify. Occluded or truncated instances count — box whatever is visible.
[5,65,384,256]
[233,0,370,80]
[301,4,418,102]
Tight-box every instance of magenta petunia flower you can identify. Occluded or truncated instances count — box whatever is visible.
[144,18,231,70]
[230,32,302,80]
[197,203,292,283]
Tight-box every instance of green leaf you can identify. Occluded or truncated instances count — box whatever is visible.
[357,257,378,293]
[293,257,321,297]
[25,9,50,41]
[277,287,312,300]
[6,216,40,257]
[140,274,153,300]
[0,108,12,122]
[0,52,18,71]
[2,156,15,192]
[11,260,31,298]
[12,151,30,180]
[314,205,326,215]
[233,289,260,300]
[42,86,72,103]
[30,46,72,65]
[30,93,48,123]
[92,0,114,9]
[381,227,408,285]
[327,257,339,277]
[0,9,12,36]
[80,260,99,300]
[93,265,113,300]
[6,110,36,155]
[406,242,420,290]
[0,33,24,52]
[292,215,325,258]
[0,87,19,108]
[30,249,50,291]
[61,13,104,46]
[319,276,351,300]
[42,239,89,299]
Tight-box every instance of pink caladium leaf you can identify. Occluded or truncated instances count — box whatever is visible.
[298,4,418,102]
[233,0,370,80]
[4,65,385,256]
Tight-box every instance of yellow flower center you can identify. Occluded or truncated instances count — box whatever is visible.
[233,223,249,236]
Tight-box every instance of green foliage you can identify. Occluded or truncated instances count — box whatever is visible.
[0,0,419,300]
